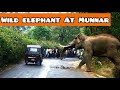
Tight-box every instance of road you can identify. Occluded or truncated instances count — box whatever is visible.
[0,58,92,78]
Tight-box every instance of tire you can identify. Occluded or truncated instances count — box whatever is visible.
[25,60,28,65]
[39,61,42,66]
[37,60,42,66]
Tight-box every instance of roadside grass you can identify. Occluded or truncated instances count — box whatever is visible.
[78,57,115,78]
[91,57,115,78]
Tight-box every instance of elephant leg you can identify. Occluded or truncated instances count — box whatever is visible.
[78,58,86,68]
[107,49,120,67]
[83,51,93,72]
[78,51,86,68]
[112,55,120,69]
[109,55,120,78]
[85,57,92,72]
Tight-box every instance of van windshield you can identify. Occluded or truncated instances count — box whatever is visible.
[30,48,38,52]
[26,47,41,54]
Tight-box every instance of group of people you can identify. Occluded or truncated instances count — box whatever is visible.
[42,48,84,59]
[43,48,61,58]
[63,48,84,59]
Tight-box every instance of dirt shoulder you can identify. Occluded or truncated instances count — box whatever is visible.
[73,62,107,78]
[0,60,23,74]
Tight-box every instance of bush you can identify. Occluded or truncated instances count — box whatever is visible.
[0,27,27,67]
[39,40,61,49]
[0,27,39,67]
[91,57,103,69]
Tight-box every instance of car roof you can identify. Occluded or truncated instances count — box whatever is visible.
[27,45,42,48]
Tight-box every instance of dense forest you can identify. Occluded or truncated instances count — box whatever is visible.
[0,12,120,77]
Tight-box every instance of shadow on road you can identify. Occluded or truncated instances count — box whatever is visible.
[24,63,44,68]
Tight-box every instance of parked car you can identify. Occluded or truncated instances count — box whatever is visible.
[24,45,43,65]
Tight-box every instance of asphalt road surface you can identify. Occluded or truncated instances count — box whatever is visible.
[0,58,92,78]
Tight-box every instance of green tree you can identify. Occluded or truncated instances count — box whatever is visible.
[83,12,120,40]
[50,26,81,45]
[28,26,51,40]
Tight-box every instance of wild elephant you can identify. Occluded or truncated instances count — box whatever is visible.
[60,34,120,72]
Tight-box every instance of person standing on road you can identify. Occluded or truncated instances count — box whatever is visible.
[80,49,84,59]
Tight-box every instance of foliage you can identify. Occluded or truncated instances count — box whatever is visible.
[50,26,81,45]
[27,26,51,40]
[27,26,81,45]
[83,12,120,40]
[0,27,27,67]
[109,12,120,40]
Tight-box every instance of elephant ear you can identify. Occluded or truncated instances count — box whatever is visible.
[78,34,87,41]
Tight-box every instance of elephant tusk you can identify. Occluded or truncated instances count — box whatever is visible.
[59,44,66,48]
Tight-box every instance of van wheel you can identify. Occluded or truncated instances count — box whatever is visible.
[37,60,41,66]
[25,61,28,65]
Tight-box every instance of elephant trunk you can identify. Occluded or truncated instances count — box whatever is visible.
[59,44,75,60]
